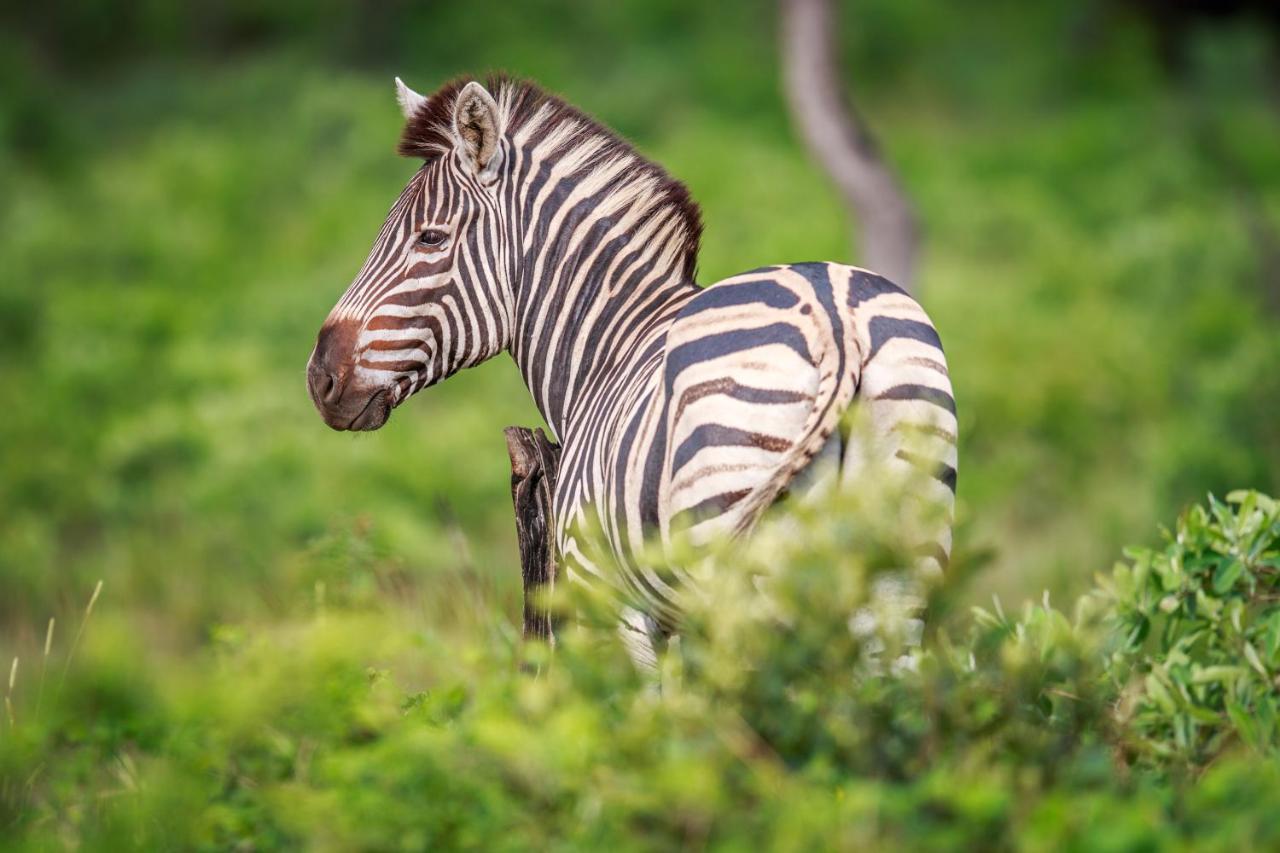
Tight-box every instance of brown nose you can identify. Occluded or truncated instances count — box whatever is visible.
[306,323,353,409]
[307,356,339,405]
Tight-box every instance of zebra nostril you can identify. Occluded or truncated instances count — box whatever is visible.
[307,355,343,407]
[321,370,338,402]
[309,322,360,417]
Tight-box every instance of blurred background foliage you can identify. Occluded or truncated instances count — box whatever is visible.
[2,0,1276,633]
[0,0,1278,846]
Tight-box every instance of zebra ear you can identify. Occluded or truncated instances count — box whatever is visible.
[394,77,427,119]
[452,81,501,177]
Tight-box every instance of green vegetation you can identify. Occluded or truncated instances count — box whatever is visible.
[4,488,1280,848]
[1,0,1278,847]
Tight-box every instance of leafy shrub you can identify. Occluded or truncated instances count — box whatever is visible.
[1101,490,1280,769]
[4,490,1280,849]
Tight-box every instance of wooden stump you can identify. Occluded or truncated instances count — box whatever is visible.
[504,426,561,643]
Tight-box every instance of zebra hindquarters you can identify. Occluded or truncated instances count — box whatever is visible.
[841,284,957,577]
[656,266,870,550]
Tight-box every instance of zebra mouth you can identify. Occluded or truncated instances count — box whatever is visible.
[347,390,391,431]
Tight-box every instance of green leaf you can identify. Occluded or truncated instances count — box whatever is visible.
[1213,559,1245,594]
[1191,665,1246,685]
[1227,699,1261,749]
[1126,616,1150,648]
[1265,609,1280,659]
[1145,673,1177,715]
[1244,642,1268,678]
[1186,704,1221,724]
[1194,588,1221,618]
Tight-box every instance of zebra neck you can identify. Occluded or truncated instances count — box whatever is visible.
[509,233,699,439]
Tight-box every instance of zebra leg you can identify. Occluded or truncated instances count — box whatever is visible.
[842,298,957,576]
[618,606,664,672]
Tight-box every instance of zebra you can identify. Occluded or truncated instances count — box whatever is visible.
[306,75,957,662]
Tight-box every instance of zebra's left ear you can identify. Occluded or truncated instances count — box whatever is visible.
[395,77,427,119]
[452,81,502,178]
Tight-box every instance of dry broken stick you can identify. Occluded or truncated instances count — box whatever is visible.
[504,426,561,643]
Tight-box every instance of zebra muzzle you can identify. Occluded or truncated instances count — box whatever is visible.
[307,324,392,432]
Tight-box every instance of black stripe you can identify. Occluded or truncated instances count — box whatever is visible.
[868,316,943,360]
[677,278,800,316]
[876,383,957,415]
[613,403,648,549]
[895,449,958,493]
[665,323,812,380]
[847,269,906,308]
[673,377,810,422]
[891,421,958,445]
[639,397,668,532]
[669,488,752,530]
[672,424,788,472]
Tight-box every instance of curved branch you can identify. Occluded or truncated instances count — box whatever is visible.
[780,0,920,292]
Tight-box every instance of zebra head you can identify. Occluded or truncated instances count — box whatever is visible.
[307,78,511,431]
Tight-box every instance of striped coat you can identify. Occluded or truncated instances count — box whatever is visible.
[306,76,956,651]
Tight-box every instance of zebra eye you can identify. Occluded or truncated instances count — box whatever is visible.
[416,229,449,248]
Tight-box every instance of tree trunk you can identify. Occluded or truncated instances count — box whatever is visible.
[504,426,561,643]
[780,0,920,293]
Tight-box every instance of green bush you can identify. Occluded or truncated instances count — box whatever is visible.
[1102,491,1280,769]
[4,490,1279,849]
